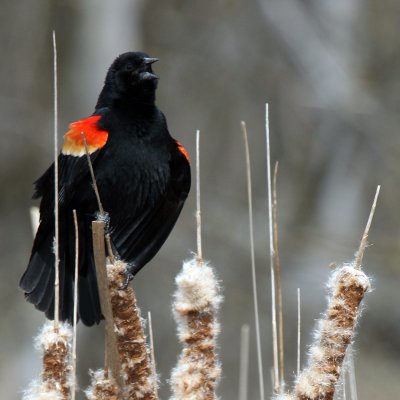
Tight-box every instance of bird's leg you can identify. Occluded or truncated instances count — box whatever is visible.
[119,264,135,290]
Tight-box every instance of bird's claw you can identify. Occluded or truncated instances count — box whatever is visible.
[96,211,111,233]
[119,268,134,290]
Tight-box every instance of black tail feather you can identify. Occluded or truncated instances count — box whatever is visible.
[20,216,103,326]
[36,265,55,312]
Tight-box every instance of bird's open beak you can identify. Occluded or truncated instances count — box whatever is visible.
[139,71,159,81]
[143,57,159,65]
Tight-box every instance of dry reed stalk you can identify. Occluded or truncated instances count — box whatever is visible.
[265,103,279,393]
[107,260,157,400]
[347,350,358,400]
[71,210,79,400]
[23,321,73,400]
[238,324,250,400]
[241,120,265,400]
[273,161,285,389]
[170,257,222,400]
[147,311,159,398]
[85,369,120,400]
[297,288,301,377]
[52,30,60,332]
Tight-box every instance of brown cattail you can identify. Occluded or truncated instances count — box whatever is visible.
[107,260,157,400]
[293,264,370,400]
[85,369,120,400]
[170,257,223,400]
[23,321,73,400]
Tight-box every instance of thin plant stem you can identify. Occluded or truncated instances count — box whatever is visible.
[196,129,203,262]
[71,210,79,400]
[52,30,60,332]
[241,120,265,400]
[354,185,380,269]
[348,349,358,400]
[238,324,250,400]
[81,133,104,215]
[265,104,279,392]
[273,161,284,387]
[81,133,115,263]
[148,311,158,399]
[297,288,301,377]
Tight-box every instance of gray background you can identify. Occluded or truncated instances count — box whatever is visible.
[1,0,399,398]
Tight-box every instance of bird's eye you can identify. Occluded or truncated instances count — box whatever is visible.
[125,63,134,71]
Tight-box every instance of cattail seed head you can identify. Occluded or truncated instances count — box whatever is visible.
[170,257,223,400]
[294,264,370,400]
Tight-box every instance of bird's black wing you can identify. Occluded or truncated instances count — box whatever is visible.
[110,141,191,274]
[20,113,109,326]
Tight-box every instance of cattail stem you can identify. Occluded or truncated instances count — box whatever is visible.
[71,210,79,400]
[273,161,285,387]
[354,185,380,269]
[91,221,122,388]
[265,103,279,392]
[82,133,115,263]
[196,129,203,261]
[238,324,250,400]
[52,30,60,332]
[241,120,265,400]
[297,288,301,377]
[148,311,159,398]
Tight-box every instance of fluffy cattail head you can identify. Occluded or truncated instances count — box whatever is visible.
[294,264,370,400]
[170,257,223,400]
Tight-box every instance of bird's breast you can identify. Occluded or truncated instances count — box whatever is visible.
[95,134,171,214]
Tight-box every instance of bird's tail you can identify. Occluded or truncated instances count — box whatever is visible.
[20,219,103,326]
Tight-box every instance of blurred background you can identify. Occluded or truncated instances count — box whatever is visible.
[1,0,399,398]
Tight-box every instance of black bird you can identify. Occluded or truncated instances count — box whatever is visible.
[20,52,191,326]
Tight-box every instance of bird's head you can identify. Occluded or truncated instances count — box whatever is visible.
[100,52,159,106]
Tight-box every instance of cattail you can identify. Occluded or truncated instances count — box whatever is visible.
[170,257,223,400]
[293,264,370,400]
[23,321,73,400]
[107,260,157,400]
[85,369,120,400]
[273,395,295,400]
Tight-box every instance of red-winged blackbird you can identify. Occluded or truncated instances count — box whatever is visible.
[20,52,191,326]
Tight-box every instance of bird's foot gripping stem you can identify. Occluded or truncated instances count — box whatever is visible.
[96,211,111,234]
[119,265,135,290]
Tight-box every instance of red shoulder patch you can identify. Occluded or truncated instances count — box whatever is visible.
[62,115,108,156]
[176,140,190,163]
